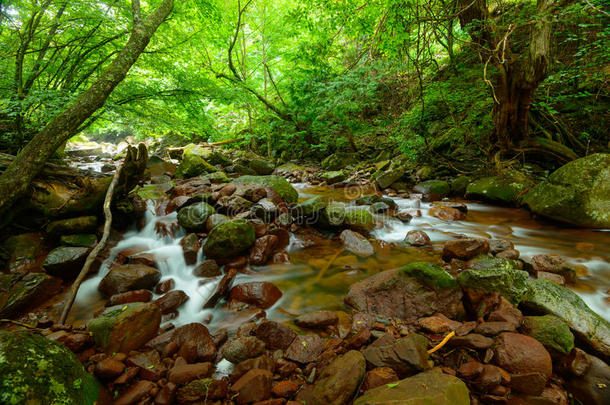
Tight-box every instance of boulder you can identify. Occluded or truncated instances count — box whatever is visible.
[566,353,610,405]
[98,264,161,297]
[0,331,100,404]
[87,302,161,353]
[321,153,357,170]
[229,281,282,309]
[355,195,397,209]
[405,230,430,246]
[466,171,534,205]
[457,266,529,304]
[146,323,216,362]
[230,369,273,404]
[321,170,346,184]
[284,335,325,364]
[200,171,231,183]
[249,158,275,175]
[46,215,97,235]
[294,196,327,218]
[203,219,256,258]
[375,167,405,189]
[217,195,253,215]
[363,333,431,376]
[60,234,97,247]
[0,232,47,273]
[42,246,90,279]
[0,273,61,318]
[311,350,366,405]
[523,153,610,228]
[251,320,296,350]
[494,332,553,377]
[522,278,610,358]
[345,263,462,321]
[521,315,575,354]
[206,213,229,231]
[233,175,299,204]
[321,202,346,227]
[344,209,375,231]
[176,145,218,178]
[177,202,216,232]
[354,369,470,405]
[223,336,266,363]
[295,310,338,329]
[340,229,374,257]
[413,180,450,200]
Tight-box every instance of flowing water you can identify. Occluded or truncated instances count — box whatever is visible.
[68,180,610,330]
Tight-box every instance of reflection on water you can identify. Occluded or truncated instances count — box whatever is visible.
[70,183,610,330]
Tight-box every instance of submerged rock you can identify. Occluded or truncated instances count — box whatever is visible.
[345,263,462,321]
[354,369,470,405]
[523,153,610,228]
[311,350,366,405]
[0,331,100,405]
[203,219,256,258]
[88,302,161,353]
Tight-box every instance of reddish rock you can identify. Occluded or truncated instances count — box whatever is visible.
[295,310,338,329]
[417,313,462,333]
[284,335,325,364]
[231,355,275,383]
[362,367,399,391]
[458,361,484,379]
[405,230,430,246]
[249,235,279,265]
[510,372,548,395]
[488,297,522,328]
[346,327,371,349]
[114,380,156,405]
[98,264,162,297]
[167,362,214,384]
[230,369,273,404]
[128,253,158,268]
[154,382,176,405]
[162,341,179,357]
[176,378,228,402]
[429,206,466,221]
[362,333,430,377]
[565,352,610,405]
[272,381,299,398]
[529,254,575,283]
[94,358,125,379]
[229,282,283,309]
[223,336,266,364]
[537,271,566,285]
[193,259,221,277]
[442,238,489,261]
[474,364,506,392]
[449,333,494,349]
[489,239,514,253]
[154,290,189,314]
[475,321,516,336]
[61,333,93,352]
[108,289,153,306]
[146,322,216,362]
[340,229,374,257]
[180,233,200,265]
[272,251,291,264]
[253,399,286,405]
[496,249,520,259]
[155,279,175,294]
[126,350,166,380]
[494,332,552,377]
[113,366,139,385]
[251,320,296,350]
[275,358,298,378]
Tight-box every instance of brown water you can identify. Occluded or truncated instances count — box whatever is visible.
[65,181,609,332]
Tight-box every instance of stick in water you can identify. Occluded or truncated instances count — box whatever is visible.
[58,164,123,325]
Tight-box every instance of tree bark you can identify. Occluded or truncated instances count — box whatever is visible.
[0,0,174,216]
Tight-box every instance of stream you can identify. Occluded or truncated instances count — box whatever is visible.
[67,174,610,330]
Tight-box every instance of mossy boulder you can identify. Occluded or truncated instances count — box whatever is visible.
[0,273,61,318]
[233,175,298,204]
[466,256,521,272]
[203,219,256,258]
[1,232,47,273]
[60,234,97,248]
[177,202,216,232]
[295,196,327,217]
[42,246,90,280]
[521,315,575,354]
[46,216,97,236]
[354,369,470,405]
[321,202,346,227]
[344,209,375,231]
[400,262,457,289]
[451,176,471,196]
[0,331,100,405]
[249,158,275,175]
[413,180,450,199]
[321,153,357,170]
[88,302,161,353]
[200,171,230,183]
[355,195,397,209]
[466,171,533,205]
[320,170,346,184]
[176,153,217,178]
[457,267,530,304]
[375,167,405,189]
[522,278,610,358]
[522,153,610,228]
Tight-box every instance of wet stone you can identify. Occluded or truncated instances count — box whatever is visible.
[231,355,275,383]
[294,310,338,329]
[193,259,221,277]
[442,238,490,261]
[340,229,375,257]
[167,362,214,384]
[108,289,153,306]
[229,281,283,309]
[404,230,431,246]
[284,335,325,364]
[362,367,399,391]
[154,290,189,314]
[223,336,266,364]
[230,369,273,404]
[251,320,296,350]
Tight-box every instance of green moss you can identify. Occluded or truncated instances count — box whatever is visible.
[522,315,575,354]
[0,331,99,405]
[400,262,457,289]
[177,202,216,231]
[344,209,375,231]
[457,267,529,304]
[466,171,534,205]
[233,175,299,204]
[413,180,450,197]
[203,219,256,258]
[295,196,327,217]
[466,256,520,272]
[60,234,97,247]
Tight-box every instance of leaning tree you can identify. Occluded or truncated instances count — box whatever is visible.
[0,0,174,215]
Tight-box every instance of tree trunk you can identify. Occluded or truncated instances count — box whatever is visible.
[0,0,174,216]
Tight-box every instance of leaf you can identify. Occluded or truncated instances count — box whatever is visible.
[386,383,399,388]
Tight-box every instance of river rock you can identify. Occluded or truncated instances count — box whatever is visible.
[176,145,218,178]
[442,238,489,261]
[466,170,534,205]
[217,195,253,215]
[108,289,153,306]
[321,202,346,226]
[146,323,216,361]
[229,281,282,309]
[375,167,405,189]
[167,363,214,384]
[154,290,189,314]
[405,230,431,246]
[98,264,161,296]
[234,175,299,204]
[203,219,256,258]
[42,246,90,279]
[230,355,275,382]
[87,302,161,353]
[322,152,357,170]
[177,378,227,402]
[523,153,610,228]
[522,278,610,358]
[340,229,374,257]
[566,353,610,405]
[206,213,229,231]
[249,158,275,175]
[457,266,530,304]
[114,380,155,405]
[46,215,97,236]
[521,315,575,354]
[355,195,397,209]
[494,332,552,378]
[249,235,278,265]
[177,202,216,231]
[345,262,462,321]
[344,209,375,231]
[295,310,338,329]
[362,367,399,391]
[311,350,366,405]
[251,320,296,350]
[1,232,47,273]
[413,180,450,200]
[0,331,100,404]
[294,196,327,218]
[0,272,61,317]
[230,369,273,404]
[321,170,346,184]
[354,369,470,405]
[223,336,266,363]
[193,259,221,277]
[180,233,200,265]
[60,233,97,247]
[429,205,465,220]
[363,333,430,376]
[285,335,325,364]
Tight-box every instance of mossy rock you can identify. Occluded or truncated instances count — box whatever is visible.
[249,158,275,175]
[321,202,346,227]
[344,209,375,231]
[321,153,357,171]
[60,234,97,248]
[200,171,230,183]
[375,167,405,189]
[457,267,530,304]
[203,219,256,258]
[521,315,575,354]
[522,278,610,358]
[177,202,216,232]
[450,176,471,196]
[233,175,298,204]
[413,180,450,198]
[175,153,217,178]
[400,262,457,289]
[135,184,168,200]
[0,331,100,405]
[88,302,161,353]
[355,195,397,209]
[416,165,436,180]
[466,256,521,272]
[295,196,327,217]
[0,273,62,318]
[522,153,610,228]
[46,216,97,236]
[320,170,346,184]
[466,171,534,205]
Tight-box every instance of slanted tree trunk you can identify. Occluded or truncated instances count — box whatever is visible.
[0,0,174,216]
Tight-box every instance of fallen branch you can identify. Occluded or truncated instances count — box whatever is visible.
[428,331,455,354]
[58,162,123,325]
